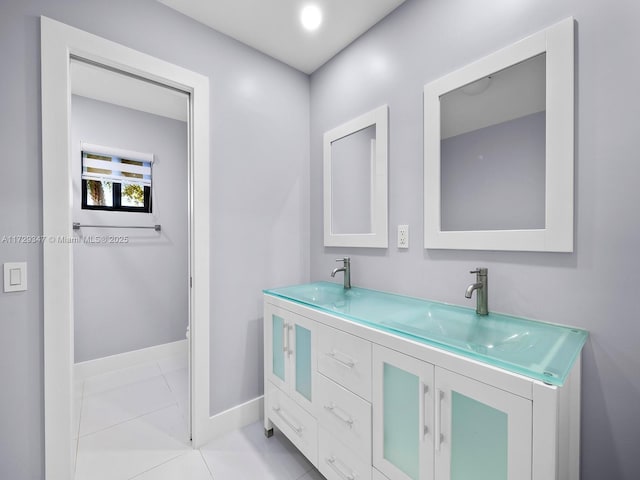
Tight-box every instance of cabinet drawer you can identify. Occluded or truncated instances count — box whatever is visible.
[317,373,372,463]
[266,382,318,466]
[319,427,372,480]
[318,324,372,401]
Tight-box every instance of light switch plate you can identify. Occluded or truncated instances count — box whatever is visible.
[4,262,27,292]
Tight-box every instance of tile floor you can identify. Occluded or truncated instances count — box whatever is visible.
[73,353,324,479]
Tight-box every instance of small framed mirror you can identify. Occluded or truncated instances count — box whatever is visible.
[324,105,388,248]
[424,18,574,252]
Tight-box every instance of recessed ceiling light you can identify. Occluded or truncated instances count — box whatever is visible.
[300,4,323,31]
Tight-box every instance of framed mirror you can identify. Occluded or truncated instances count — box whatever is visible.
[424,18,574,252]
[324,105,388,248]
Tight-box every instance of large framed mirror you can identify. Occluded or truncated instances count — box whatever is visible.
[424,18,574,252]
[324,105,388,248]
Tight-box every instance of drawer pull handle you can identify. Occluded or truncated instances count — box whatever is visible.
[272,405,303,436]
[326,456,356,480]
[326,350,355,369]
[324,402,354,428]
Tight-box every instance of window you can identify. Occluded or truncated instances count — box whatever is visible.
[81,143,153,213]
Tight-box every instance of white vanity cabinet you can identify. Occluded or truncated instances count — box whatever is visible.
[372,345,533,480]
[372,345,435,480]
[263,292,582,480]
[264,303,318,463]
[316,324,373,480]
[264,303,315,412]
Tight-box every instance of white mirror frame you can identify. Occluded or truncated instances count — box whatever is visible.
[323,105,389,248]
[424,17,574,252]
[41,17,210,479]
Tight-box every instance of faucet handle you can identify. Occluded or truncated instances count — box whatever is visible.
[335,257,350,264]
[470,267,487,275]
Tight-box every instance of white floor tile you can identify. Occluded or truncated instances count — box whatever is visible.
[164,368,189,420]
[75,404,190,480]
[80,375,175,436]
[82,362,162,396]
[158,353,188,374]
[75,355,320,480]
[164,368,188,399]
[74,378,85,399]
[200,422,315,480]
[298,469,326,480]
[129,451,213,480]
[72,395,83,439]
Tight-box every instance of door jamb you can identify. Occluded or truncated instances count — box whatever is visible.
[41,16,211,480]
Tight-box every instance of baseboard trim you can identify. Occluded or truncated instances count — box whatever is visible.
[74,339,188,380]
[195,395,264,447]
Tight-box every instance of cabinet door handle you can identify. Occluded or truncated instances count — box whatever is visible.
[435,389,443,451]
[326,349,356,368]
[283,324,293,356]
[420,382,429,440]
[282,323,289,353]
[323,402,354,428]
[325,456,356,480]
[272,405,303,436]
[287,324,293,356]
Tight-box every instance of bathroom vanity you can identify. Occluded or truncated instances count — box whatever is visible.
[263,282,587,480]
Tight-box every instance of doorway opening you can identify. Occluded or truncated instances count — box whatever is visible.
[70,58,191,476]
[41,17,211,480]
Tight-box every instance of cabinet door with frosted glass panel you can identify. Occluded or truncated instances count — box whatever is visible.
[373,345,435,480]
[265,303,315,411]
[435,367,532,480]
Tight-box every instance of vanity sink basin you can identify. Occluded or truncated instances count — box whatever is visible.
[293,283,356,306]
[264,281,588,386]
[381,308,540,359]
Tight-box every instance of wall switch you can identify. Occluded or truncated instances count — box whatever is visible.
[397,225,409,249]
[4,262,27,292]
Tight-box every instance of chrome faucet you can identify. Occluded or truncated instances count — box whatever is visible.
[331,257,351,289]
[465,267,488,315]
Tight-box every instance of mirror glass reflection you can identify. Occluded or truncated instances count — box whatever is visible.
[440,53,546,231]
[330,125,376,234]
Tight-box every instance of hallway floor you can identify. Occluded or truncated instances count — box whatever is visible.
[73,354,323,479]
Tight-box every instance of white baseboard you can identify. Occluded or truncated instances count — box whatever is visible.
[74,339,188,380]
[194,395,264,448]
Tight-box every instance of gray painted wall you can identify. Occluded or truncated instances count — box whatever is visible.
[441,111,545,231]
[71,95,188,363]
[0,1,309,478]
[310,1,640,479]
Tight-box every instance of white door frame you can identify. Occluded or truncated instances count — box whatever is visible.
[41,17,210,480]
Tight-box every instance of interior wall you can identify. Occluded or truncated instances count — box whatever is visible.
[441,111,546,231]
[71,95,188,363]
[0,1,310,478]
[309,1,640,479]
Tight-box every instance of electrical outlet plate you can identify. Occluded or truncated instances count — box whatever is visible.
[398,225,409,249]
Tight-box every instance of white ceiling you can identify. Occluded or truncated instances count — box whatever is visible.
[157,0,407,74]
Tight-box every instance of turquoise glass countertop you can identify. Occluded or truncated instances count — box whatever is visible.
[264,282,588,386]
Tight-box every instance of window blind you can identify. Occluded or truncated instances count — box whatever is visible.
[81,142,154,187]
